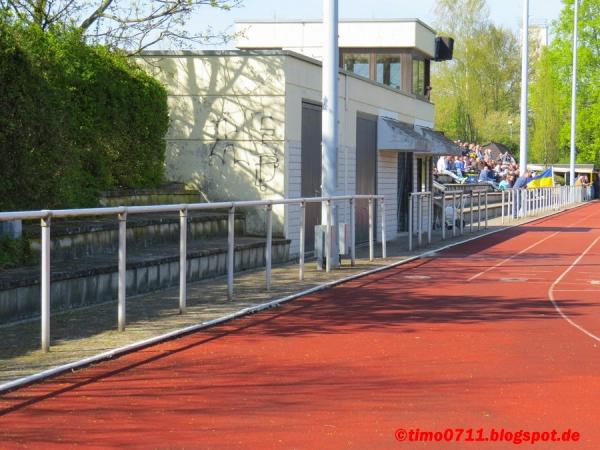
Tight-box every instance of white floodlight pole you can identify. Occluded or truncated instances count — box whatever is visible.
[322,0,339,267]
[519,0,529,176]
[569,0,579,186]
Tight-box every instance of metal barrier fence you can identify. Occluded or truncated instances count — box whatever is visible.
[500,185,590,224]
[0,195,385,352]
[409,189,489,251]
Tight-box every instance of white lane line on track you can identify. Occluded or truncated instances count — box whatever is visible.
[548,236,600,343]
[553,289,600,292]
[468,211,596,282]
[468,232,559,281]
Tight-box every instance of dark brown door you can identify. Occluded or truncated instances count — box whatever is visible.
[397,152,413,232]
[301,102,322,251]
[356,113,377,243]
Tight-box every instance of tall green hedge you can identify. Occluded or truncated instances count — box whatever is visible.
[0,20,169,210]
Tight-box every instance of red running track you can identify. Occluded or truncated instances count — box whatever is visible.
[1,202,600,449]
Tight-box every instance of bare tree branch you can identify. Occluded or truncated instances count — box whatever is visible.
[1,0,242,52]
[79,0,113,31]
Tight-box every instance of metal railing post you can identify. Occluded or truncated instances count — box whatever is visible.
[418,195,423,247]
[459,193,464,235]
[178,208,187,314]
[265,203,273,288]
[40,214,51,353]
[299,201,305,280]
[501,190,505,225]
[452,193,457,237]
[484,192,488,229]
[380,197,387,258]
[542,188,545,212]
[427,193,432,245]
[350,198,356,266]
[469,192,474,233]
[477,192,482,231]
[227,206,235,299]
[408,194,413,251]
[368,197,374,261]
[326,199,332,271]
[441,193,446,240]
[118,211,127,330]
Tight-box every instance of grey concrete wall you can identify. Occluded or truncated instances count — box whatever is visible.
[29,216,246,262]
[0,240,290,322]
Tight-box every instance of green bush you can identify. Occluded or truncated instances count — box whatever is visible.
[0,19,169,211]
[0,235,34,269]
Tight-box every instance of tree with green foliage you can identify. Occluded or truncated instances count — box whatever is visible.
[530,0,600,166]
[530,49,561,165]
[432,0,522,149]
[0,0,241,53]
[0,19,169,210]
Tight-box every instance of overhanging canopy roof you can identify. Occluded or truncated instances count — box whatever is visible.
[527,163,598,175]
[416,127,462,155]
[377,117,461,156]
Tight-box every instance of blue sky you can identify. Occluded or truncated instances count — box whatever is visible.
[184,0,566,49]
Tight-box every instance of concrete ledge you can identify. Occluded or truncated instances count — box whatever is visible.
[26,213,246,262]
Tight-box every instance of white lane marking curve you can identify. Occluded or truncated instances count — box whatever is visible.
[548,236,600,343]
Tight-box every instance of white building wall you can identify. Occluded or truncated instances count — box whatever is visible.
[137,52,288,235]
[284,139,302,255]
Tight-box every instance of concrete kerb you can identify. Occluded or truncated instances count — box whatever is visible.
[0,201,593,395]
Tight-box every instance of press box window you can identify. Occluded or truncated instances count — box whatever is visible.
[376,54,401,90]
[342,53,370,79]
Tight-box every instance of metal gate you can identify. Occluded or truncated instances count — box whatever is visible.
[301,102,322,252]
[355,113,377,243]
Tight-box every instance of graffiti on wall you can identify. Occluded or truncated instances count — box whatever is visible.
[206,107,281,191]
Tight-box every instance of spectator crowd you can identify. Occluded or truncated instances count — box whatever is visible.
[435,141,522,190]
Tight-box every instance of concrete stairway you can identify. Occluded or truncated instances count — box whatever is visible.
[0,210,290,322]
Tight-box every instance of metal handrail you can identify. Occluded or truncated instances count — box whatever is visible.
[0,195,385,352]
[0,195,383,222]
[500,185,588,224]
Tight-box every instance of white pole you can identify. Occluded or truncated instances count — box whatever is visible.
[380,198,387,258]
[368,198,374,261]
[326,199,332,271]
[265,204,272,289]
[519,0,529,176]
[350,198,356,266]
[322,0,339,267]
[408,195,413,251]
[40,216,51,353]
[118,212,127,330]
[227,207,235,299]
[179,208,187,314]
[299,202,305,280]
[569,0,579,186]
